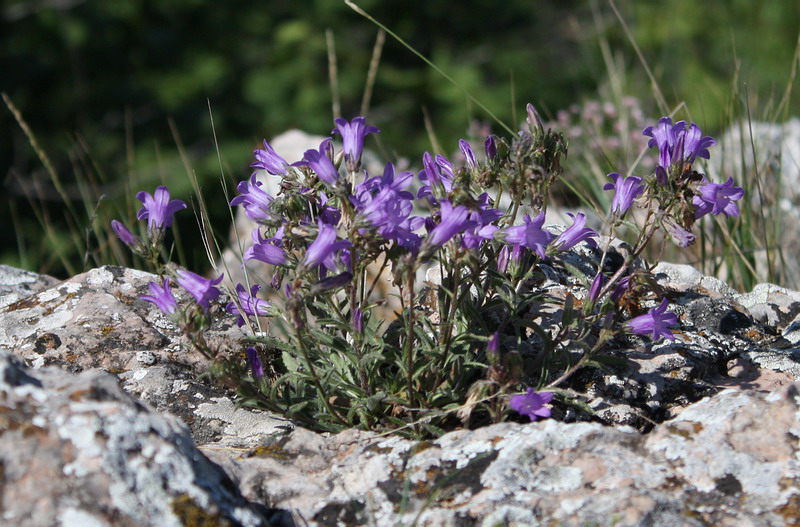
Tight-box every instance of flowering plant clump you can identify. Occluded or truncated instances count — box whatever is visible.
[112,105,742,437]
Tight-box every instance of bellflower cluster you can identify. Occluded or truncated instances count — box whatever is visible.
[643,117,716,180]
[113,107,746,438]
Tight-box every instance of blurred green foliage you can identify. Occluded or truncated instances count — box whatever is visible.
[1,0,798,277]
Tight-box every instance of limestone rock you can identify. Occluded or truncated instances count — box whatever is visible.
[206,384,800,526]
[0,350,270,527]
[0,263,60,308]
[0,264,289,448]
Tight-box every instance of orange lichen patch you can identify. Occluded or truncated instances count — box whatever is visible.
[243,443,294,461]
[666,421,704,439]
[4,296,40,312]
[773,492,800,524]
[170,494,233,527]
[0,407,47,438]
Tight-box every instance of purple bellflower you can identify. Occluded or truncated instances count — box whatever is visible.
[485,135,497,160]
[588,272,605,303]
[509,388,554,421]
[353,307,364,334]
[136,186,187,230]
[552,213,598,252]
[458,139,478,171]
[317,192,343,226]
[604,173,644,216]
[357,187,414,239]
[141,278,179,316]
[245,347,265,379]
[417,152,455,201]
[176,270,224,311]
[355,162,415,201]
[663,217,697,247]
[462,193,502,249]
[501,211,554,259]
[302,220,352,271]
[693,177,744,218]
[111,220,140,248]
[226,284,271,327]
[252,139,289,176]
[426,200,476,248]
[643,117,716,174]
[244,229,289,266]
[294,138,340,186]
[332,117,379,172]
[624,298,679,341]
[230,174,275,222]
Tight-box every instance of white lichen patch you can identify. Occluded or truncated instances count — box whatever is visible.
[86,268,115,286]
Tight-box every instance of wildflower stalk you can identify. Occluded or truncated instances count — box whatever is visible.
[437,248,461,361]
[294,323,349,426]
[401,258,417,409]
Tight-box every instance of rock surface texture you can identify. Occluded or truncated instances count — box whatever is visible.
[0,351,270,526]
[3,263,800,526]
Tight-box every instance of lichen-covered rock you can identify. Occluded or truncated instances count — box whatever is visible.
[0,350,270,527]
[0,265,248,375]
[0,263,60,308]
[205,383,800,526]
[0,265,291,448]
[4,260,800,525]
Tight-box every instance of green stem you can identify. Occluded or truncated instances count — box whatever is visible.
[403,263,417,408]
[294,325,348,425]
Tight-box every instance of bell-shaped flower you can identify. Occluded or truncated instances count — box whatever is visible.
[243,229,288,266]
[294,138,340,186]
[230,174,275,222]
[111,220,140,248]
[332,117,379,172]
[624,298,678,341]
[603,173,644,216]
[693,177,744,218]
[302,220,352,271]
[136,186,187,230]
[551,213,598,252]
[251,139,288,176]
[458,139,478,171]
[245,347,265,379]
[485,135,497,159]
[417,152,455,201]
[226,283,271,327]
[663,217,697,247]
[176,270,224,311]
[509,388,553,421]
[500,211,554,259]
[141,278,179,316]
[425,200,475,248]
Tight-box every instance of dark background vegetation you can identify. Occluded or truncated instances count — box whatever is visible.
[2,0,799,278]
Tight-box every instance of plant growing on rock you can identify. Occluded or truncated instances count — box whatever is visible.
[112,105,743,437]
